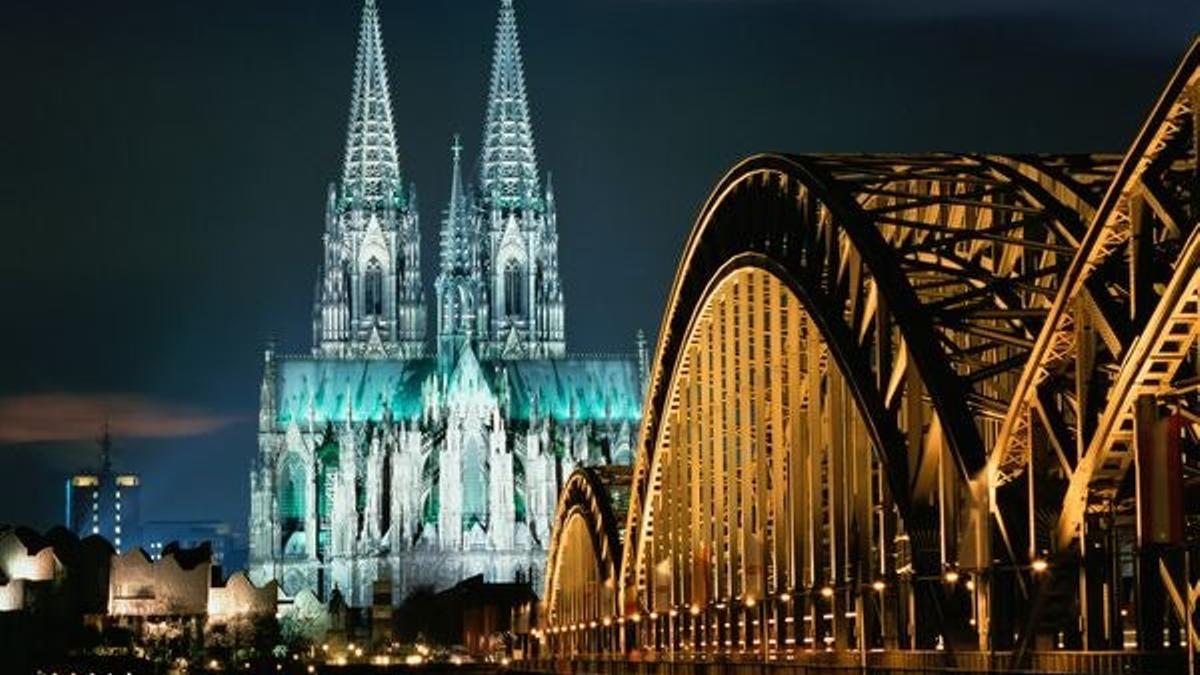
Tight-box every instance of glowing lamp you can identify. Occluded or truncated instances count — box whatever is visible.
[819,586,834,599]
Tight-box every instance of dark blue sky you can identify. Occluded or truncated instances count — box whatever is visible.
[1,0,1197,533]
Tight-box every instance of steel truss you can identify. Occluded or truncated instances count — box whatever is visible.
[542,466,632,654]
[537,39,1200,669]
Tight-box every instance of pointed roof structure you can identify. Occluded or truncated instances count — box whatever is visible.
[480,0,540,210]
[340,0,403,210]
[440,134,474,274]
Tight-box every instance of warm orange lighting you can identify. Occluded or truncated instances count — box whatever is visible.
[943,570,960,584]
[743,595,757,608]
[820,586,834,598]
[649,611,658,620]
[779,592,791,603]
[602,616,612,626]
[871,580,886,592]
[689,604,701,616]
[1031,558,1049,573]
[630,612,642,623]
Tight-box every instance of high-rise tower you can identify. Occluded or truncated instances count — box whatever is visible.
[474,0,565,359]
[313,0,425,358]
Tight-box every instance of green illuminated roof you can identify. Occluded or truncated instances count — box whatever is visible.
[276,358,434,425]
[272,353,642,426]
[503,359,642,422]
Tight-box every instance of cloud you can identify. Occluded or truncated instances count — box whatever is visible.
[0,393,241,444]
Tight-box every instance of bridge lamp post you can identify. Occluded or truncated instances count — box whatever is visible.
[816,585,837,651]
[775,592,793,657]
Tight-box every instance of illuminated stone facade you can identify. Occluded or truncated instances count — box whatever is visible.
[248,0,645,605]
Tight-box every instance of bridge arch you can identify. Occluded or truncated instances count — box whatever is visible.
[537,38,1200,668]
[615,152,1103,654]
[543,466,632,654]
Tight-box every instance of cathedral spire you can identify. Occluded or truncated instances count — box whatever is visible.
[340,0,402,209]
[480,0,540,210]
[314,0,426,359]
[440,134,472,271]
[437,134,483,356]
[449,134,466,223]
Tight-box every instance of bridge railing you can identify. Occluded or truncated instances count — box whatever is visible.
[512,650,1187,675]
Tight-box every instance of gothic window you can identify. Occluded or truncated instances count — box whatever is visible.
[278,456,306,556]
[364,258,383,317]
[504,259,524,318]
[395,252,406,302]
[316,440,339,558]
[342,265,354,317]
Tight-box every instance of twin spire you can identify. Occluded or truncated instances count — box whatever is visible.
[480,0,541,210]
[340,0,403,210]
[320,0,563,360]
[339,0,540,212]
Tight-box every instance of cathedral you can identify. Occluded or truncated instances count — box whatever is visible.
[247,0,645,606]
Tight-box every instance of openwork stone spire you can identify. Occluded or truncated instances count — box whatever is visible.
[440,135,473,273]
[437,135,484,356]
[313,0,425,359]
[341,0,402,209]
[480,0,540,210]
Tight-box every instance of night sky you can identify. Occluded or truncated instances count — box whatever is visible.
[1,0,1197,534]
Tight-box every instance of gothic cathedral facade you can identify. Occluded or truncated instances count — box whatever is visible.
[248,0,645,605]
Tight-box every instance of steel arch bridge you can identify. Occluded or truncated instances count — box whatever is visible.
[537,39,1200,672]
[541,465,632,655]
